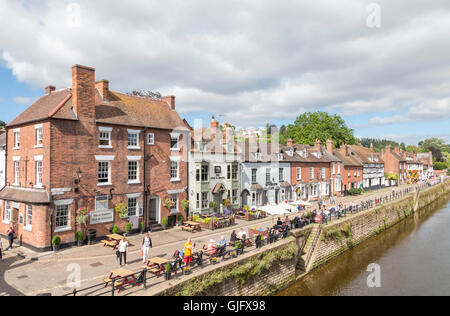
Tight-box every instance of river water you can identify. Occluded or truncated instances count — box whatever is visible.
[278,194,450,296]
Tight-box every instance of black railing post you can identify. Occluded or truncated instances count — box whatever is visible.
[111,279,115,297]
[143,269,147,290]
[73,288,77,297]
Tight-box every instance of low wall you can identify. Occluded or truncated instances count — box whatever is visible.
[310,181,450,271]
[153,181,449,296]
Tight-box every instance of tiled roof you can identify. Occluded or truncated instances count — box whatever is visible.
[0,186,50,204]
[348,145,384,164]
[95,91,189,130]
[333,147,363,167]
[8,89,74,126]
[8,89,190,131]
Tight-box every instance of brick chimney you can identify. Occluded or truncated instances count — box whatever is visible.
[95,80,109,102]
[340,142,347,156]
[45,85,56,95]
[394,147,401,154]
[385,145,391,153]
[287,138,294,147]
[314,139,321,151]
[163,96,175,110]
[72,64,96,118]
[326,139,333,154]
[210,116,219,130]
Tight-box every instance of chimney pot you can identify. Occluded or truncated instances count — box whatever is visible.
[314,139,321,151]
[163,95,175,110]
[287,139,294,147]
[95,80,109,102]
[45,85,56,95]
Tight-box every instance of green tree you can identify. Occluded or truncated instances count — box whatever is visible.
[0,120,5,128]
[405,145,421,153]
[285,111,357,147]
[433,161,448,170]
[419,138,450,153]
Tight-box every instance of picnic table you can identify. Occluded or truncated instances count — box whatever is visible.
[104,268,136,293]
[182,221,202,232]
[101,234,123,249]
[143,257,169,277]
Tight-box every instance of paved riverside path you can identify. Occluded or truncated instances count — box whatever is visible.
[0,184,417,296]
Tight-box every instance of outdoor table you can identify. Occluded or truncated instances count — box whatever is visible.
[101,234,123,250]
[146,257,170,277]
[104,268,136,293]
[182,221,202,232]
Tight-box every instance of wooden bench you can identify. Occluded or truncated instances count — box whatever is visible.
[142,266,162,274]
[181,225,194,232]
[101,240,116,248]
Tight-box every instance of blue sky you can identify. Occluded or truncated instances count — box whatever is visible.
[1,1,450,145]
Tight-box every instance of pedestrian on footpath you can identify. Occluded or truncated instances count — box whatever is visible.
[183,238,193,272]
[6,226,15,250]
[142,233,152,264]
[118,236,128,266]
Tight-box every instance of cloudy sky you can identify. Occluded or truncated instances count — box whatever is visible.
[1,0,450,145]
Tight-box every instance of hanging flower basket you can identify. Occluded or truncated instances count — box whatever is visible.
[114,202,128,219]
[163,198,176,209]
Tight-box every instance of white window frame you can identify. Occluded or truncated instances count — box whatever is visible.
[54,202,71,233]
[24,204,32,231]
[170,193,178,212]
[13,129,20,149]
[13,157,20,186]
[97,161,111,186]
[170,159,180,182]
[3,201,12,224]
[128,197,138,217]
[35,124,43,148]
[147,133,155,145]
[127,129,141,150]
[170,133,180,151]
[127,156,141,184]
[296,167,302,180]
[251,168,257,184]
[322,167,326,180]
[310,167,314,180]
[35,156,43,188]
[99,126,112,148]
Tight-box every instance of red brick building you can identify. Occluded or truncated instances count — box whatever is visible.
[283,139,343,200]
[333,144,363,193]
[380,146,408,185]
[0,64,189,250]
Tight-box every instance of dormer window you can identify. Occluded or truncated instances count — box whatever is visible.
[255,153,262,160]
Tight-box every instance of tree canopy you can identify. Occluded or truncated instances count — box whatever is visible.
[281,111,357,147]
[0,120,5,128]
[359,138,401,152]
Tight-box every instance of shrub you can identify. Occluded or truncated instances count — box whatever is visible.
[52,236,61,245]
[177,214,184,223]
[204,218,211,224]
[112,225,119,234]
[161,217,169,227]
[139,221,145,230]
[75,231,84,241]
[193,214,199,222]
[125,222,133,232]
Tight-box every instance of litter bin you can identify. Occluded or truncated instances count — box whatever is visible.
[86,229,96,245]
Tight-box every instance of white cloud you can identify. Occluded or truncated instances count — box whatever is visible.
[1,0,450,126]
[12,96,39,106]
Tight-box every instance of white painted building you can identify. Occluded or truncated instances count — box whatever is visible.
[0,133,6,190]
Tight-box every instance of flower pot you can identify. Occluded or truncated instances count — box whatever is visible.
[52,244,60,252]
[76,240,83,247]
[164,272,171,280]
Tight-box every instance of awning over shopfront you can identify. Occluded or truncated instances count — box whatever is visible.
[0,186,51,204]
[290,200,312,206]
[212,183,226,194]
[250,183,264,191]
[280,181,291,188]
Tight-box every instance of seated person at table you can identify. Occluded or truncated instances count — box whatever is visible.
[217,236,227,247]
[237,228,247,240]
[230,230,237,246]
[276,217,283,226]
[205,239,216,255]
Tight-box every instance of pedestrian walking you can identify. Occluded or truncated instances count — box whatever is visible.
[118,236,128,266]
[183,238,193,271]
[6,226,15,250]
[142,233,152,264]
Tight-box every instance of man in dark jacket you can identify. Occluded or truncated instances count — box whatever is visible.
[6,227,14,250]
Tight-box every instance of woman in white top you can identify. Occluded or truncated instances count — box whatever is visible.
[142,233,152,263]
[118,237,128,266]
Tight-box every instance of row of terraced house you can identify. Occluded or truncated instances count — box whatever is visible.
[0,64,434,250]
